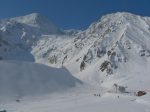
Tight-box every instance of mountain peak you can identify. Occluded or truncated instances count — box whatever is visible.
[86,12,146,35]
[11,13,62,34]
[22,13,43,21]
[11,13,50,26]
[102,12,138,18]
[28,12,41,17]
[100,12,144,23]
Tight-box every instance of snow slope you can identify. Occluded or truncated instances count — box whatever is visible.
[0,61,81,101]
[1,86,150,112]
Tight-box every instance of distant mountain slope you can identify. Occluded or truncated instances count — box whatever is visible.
[11,13,62,34]
[0,13,66,61]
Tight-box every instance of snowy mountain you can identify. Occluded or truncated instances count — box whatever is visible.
[1,11,150,88]
[31,12,150,86]
[32,12,150,112]
[1,12,150,85]
[0,13,64,61]
[64,12,150,86]
[1,12,150,112]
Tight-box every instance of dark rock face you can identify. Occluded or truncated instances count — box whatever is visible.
[80,61,85,71]
[100,60,113,74]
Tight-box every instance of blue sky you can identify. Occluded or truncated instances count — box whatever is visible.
[0,0,150,30]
